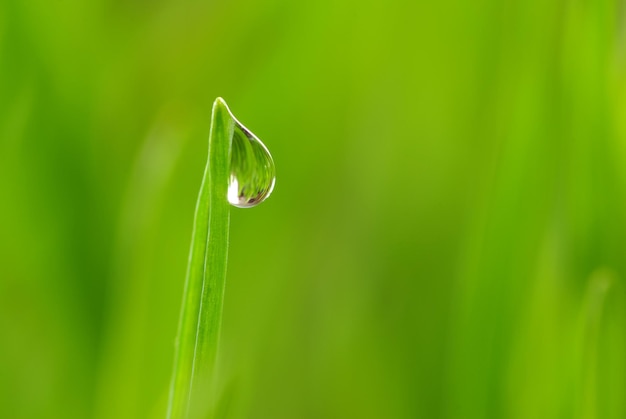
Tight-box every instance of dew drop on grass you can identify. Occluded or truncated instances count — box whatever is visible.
[227,114,275,208]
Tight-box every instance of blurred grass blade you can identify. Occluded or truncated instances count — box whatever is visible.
[576,269,626,419]
[167,98,234,419]
[577,269,610,419]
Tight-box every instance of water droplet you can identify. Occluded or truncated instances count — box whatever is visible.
[226,110,275,208]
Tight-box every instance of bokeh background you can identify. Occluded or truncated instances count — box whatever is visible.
[2,0,626,418]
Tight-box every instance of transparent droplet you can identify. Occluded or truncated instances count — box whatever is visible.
[226,111,275,208]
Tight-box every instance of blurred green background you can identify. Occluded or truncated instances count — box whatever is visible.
[1,0,626,418]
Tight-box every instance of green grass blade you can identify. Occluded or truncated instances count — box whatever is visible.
[167,98,234,419]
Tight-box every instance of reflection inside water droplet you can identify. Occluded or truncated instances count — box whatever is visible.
[227,117,275,208]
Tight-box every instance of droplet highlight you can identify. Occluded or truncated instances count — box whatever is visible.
[226,112,275,208]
